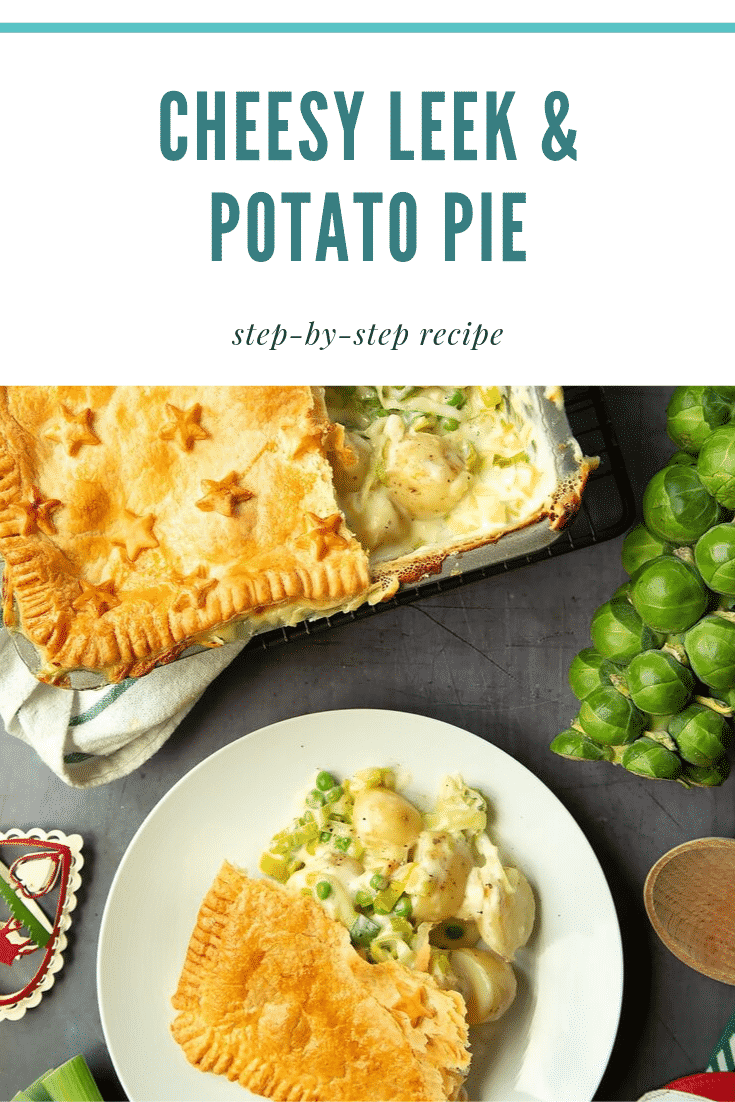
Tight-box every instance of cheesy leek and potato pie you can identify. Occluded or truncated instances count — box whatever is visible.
[0,384,591,686]
[259,768,534,1028]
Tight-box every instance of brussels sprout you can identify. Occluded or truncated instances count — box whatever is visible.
[667,702,731,765]
[666,386,733,453]
[611,581,632,601]
[710,386,735,402]
[630,555,709,634]
[590,596,664,665]
[550,729,614,761]
[568,649,621,700]
[625,650,695,715]
[621,524,673,576]
[621,737,684,780]
[642,465,723,544]
[578,685,646,745]
[697,424,735,509]
[683,758,731,787]
[666,450,698,468]
[684,614,735,691]
[694,524,735,595]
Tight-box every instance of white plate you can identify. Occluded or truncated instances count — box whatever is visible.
[97,709,623,1102]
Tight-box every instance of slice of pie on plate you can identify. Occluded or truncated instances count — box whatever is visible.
[171,863,471,1102]
[0,386,387,685]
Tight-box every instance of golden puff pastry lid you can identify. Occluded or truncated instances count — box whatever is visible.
[0,386,377,684]
[171,863,471,1102]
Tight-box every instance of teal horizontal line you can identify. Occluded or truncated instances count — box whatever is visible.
[1,22,734,32]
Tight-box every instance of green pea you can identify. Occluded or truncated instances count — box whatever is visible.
[306,789,326,808]
[354,889,373,909]
[325,785,343,803]
[316,771,337,791]
[370,873,389,891]
[319,831,331,844]
[315,880,332,900]
[392,894,412,917]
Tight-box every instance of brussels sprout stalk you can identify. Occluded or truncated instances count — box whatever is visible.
[693,694,734,717]
[608,672,629,695]
[661,637,689,665]
[608,745,629,765]
[642,728,679,752]
[673,546,697,567]
[553,386,735,789]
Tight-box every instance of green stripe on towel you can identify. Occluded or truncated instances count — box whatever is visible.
[63,679,136,763]
[68,680,135,726]
[707,1006,735,1071]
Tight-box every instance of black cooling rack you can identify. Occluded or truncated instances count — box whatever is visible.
[244,386,636,652]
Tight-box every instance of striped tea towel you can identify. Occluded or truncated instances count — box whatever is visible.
[0,628,247,787]
[708,1006,735,1073]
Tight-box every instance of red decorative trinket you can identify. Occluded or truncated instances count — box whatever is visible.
[0,830,83,1020]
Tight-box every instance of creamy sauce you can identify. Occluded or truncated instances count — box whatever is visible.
[259,770,535,981]
[325,386,557,565]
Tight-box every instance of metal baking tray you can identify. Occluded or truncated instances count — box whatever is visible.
[243,385,635,653]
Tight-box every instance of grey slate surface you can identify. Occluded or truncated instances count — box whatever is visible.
[1,385,733,1102]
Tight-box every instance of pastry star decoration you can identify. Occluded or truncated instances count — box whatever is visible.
[111,510,159,562]
[299,512,349,561]
[172,566,218,612]
[195,472,254,517]
[392,985,437,1028]
[160,402,209,452]
[44,405,100,457]
[13,485,62,536]
[72,578,119,615]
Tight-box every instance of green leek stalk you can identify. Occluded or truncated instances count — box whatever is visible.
[10,1072,53,1102]
[41,1056,103,1102]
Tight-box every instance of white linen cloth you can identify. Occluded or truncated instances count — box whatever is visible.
[0,628,247,787]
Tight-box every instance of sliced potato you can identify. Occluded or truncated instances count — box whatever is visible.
[352,787,423,851]
[449,948,517,1025]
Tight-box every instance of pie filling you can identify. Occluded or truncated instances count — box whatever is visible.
[325,385,570,566]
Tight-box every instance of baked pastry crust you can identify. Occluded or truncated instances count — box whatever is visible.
[171,863,470,1102]
[0,387,375,683]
